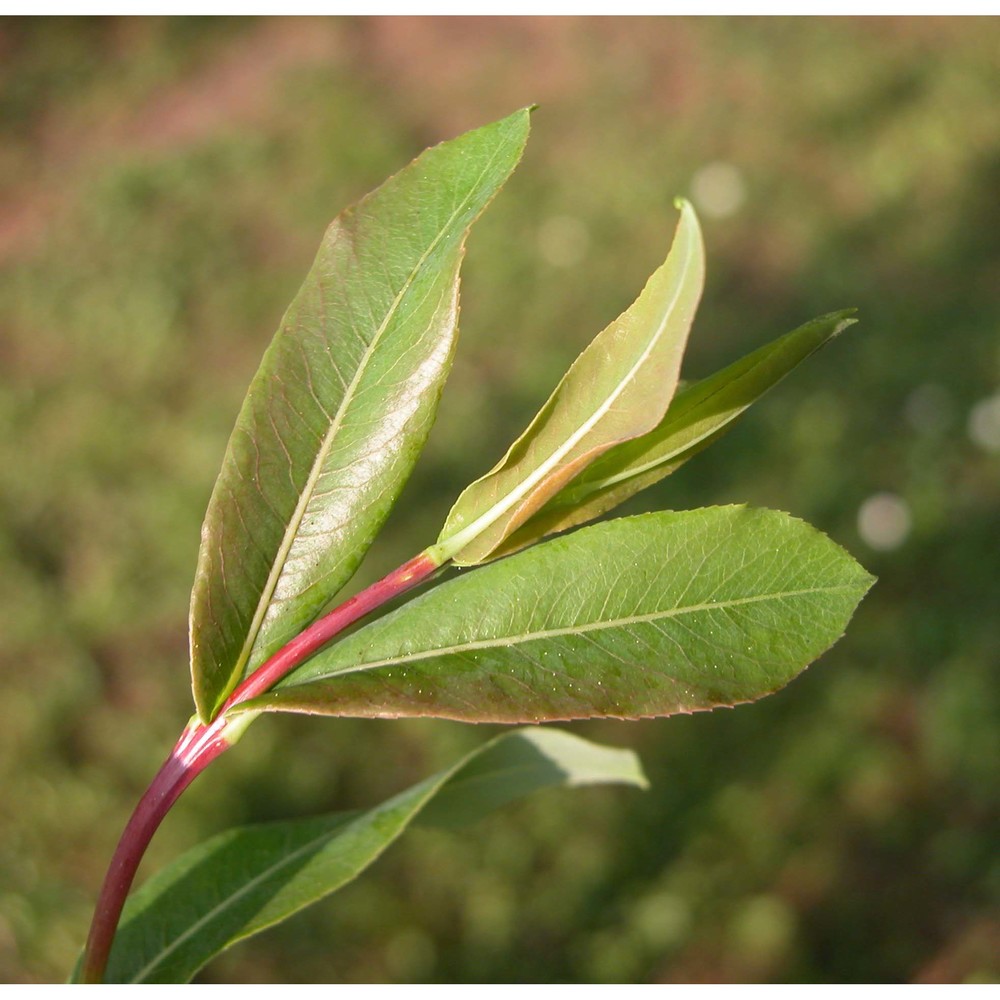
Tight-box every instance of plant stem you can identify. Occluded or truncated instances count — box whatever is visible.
[79,717,231,984]
[79,549,441,983]
[222,550,441,708]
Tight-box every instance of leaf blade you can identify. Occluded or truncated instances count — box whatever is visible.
[189,109,531,721]
[496,310,858,555]
[434,198,705,566]
[250,507,874,723]
[90,729,644,983]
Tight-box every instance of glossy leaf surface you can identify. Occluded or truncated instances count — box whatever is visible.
[434,199,704,566]
[252,507,874,723]
[496,310,858,556]
[189,109,530,721]
[93,729,645,983]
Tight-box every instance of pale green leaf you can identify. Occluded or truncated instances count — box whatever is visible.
[495,310,858,556]
[189,109,531,721]
[433,198,705,567]
[249,507,874,724]
[88,729,644,983]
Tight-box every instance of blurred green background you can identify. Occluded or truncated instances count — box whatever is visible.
[1,16,997,984]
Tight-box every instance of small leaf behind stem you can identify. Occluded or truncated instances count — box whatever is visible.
[249,507,874,724]
[434,198,705,566]
[85,729,644,983]
[494,309,858,556]
[189,109,530,721]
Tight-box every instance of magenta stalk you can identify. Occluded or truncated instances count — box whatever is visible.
[79,550,440,983]
[222,551,440,708]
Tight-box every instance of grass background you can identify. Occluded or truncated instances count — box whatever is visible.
[1,16,997,983]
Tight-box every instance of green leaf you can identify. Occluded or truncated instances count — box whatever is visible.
[90,729,645,983]
[495,310,858,556]
[433,198,705,567]
[189,109,531,722]
[246,507,874,724]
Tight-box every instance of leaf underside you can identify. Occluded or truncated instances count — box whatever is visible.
[495,310,858,557]
[247,506,874,724]
[189,109,531,721]
[436,197,705,566]
[90,729,645,984]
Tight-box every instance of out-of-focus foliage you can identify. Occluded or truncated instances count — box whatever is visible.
[0,16,996,984]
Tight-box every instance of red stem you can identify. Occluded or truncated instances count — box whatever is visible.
[222,551,438,709]
[79,550,439,983]
[79,721,229,984]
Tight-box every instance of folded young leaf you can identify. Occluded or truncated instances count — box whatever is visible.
[493,310,858,557]
[433,198,705,567]
[85,729,645,983]
[189,109,531,722]
[246,507,874,724]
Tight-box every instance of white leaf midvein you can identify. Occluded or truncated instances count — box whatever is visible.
[295,582,858,683]
[230,147,504,684]
[441,214,699,556]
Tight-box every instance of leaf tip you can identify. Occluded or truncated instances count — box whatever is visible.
[672,196,704,262]
[825,309,860,342]
[829,305,859,322]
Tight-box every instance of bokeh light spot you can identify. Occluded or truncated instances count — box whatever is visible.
[690,161,746,219]
[857,492,912,551]
[967,393,1000,453]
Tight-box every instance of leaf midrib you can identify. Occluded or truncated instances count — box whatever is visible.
[574,392,746,496]
[441,215,698,558]
[560,317,853,508]
[291,581,860,683]
[228,147,504,697]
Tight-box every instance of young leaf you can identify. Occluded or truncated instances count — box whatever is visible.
[494,310,858,556]
[189,109,531,722]
[245,507,874,724]
[432,198,705,567]
[86,729,645,983]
